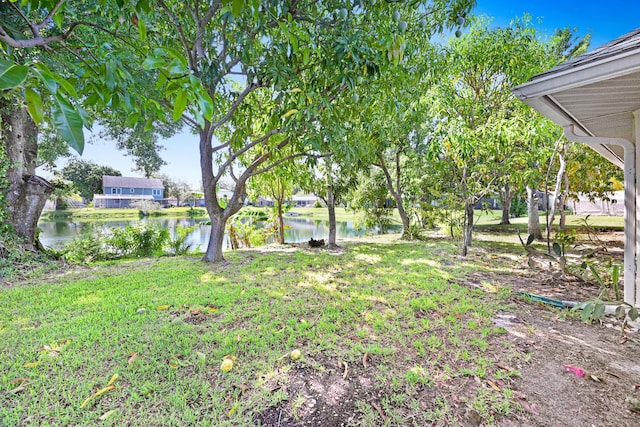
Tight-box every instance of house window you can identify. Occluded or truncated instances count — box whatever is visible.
[111,188,122,195]
[152,189,161,197]
[130,188,135,193]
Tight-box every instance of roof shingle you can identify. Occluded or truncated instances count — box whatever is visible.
[103,175,164,189]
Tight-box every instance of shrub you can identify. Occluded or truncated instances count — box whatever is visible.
[166,225,197,256]
[63,228,112,263]
[130,200,161,216]
[108,223,169,258]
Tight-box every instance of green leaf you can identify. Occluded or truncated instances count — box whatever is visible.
[125,113,140,127]
[52,9,64,29]
[84,93,101,106]
[0,59,29,90]
[32,68,58,94]
[526,233,535,246]
[143,56,165,70]
[629,307,639,321]
[52,94,84,155]
[281,109,298,119]
[611,265,620,285]
[552,242,561,257]
[615,305,626,319]
[136,0,151,13]
[581,303,594,322]
[198,92,213,122]
[592,303,605,320]
[588,265,603,286]
[231,0,243,18]
[25,88,44,124]
[52,73,78,98]
[138,18,147,41]
[173,91,187,122]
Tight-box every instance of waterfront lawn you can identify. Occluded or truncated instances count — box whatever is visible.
[0,235,526,426]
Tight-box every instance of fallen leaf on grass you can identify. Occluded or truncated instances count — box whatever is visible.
[561,364,585,378]
[98,410,117,421]
[495,362,514,372]
[370,401,388,420]
[235,384,250,392]
[80,385,115,408]
[486,380,501,391]
[513,391,527,400]
[9,384,28,394]
[223,355,237,361]
[106,374,118,387]
[190,309,202,315]
[9,378,26,384]
[42,345,61,357]
[207,307,218,313]
[127,352,138,365]
[228,401,239,416]
[23,362,38,368]
[626,396,640,413]
[157,305,170,310]
[520,402,538,415]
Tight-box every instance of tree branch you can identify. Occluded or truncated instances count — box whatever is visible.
[157,0,196,71]
[210,81,260,128]
[214,128,282,183]
[35,0,67,31]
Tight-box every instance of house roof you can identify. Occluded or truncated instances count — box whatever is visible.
[103,175,164,189]
[94,194,155,200]
[533,28,640,80]
[512,27,640,168]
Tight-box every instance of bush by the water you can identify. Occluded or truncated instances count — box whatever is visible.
[130,200,162,216]
[63,223,195,262]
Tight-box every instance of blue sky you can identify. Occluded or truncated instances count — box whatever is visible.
[63,0,640,189]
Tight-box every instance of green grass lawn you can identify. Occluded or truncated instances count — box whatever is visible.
[40,206,209,220]
[1,235,528,426]
[475,210,624,230]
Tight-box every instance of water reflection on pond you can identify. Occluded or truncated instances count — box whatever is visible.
[38,216,392,251]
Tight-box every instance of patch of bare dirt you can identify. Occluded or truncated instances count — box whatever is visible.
[469,231,640,426]
[254,357,384,427]
[494,301,640,427]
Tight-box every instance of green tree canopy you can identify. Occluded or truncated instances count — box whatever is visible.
[61,159,121,200]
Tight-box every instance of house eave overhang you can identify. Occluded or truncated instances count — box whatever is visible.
[512,48,640,169]
[512,49,640,101]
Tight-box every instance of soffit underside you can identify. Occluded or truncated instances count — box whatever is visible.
[550,71,640,143]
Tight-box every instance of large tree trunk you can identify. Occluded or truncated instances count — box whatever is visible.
[499,183,513,225]
[462,201,474,256]
[1,103,53,250]
[204,215,227,262]
[326,182,337,248]
[200,128,246,263]
[526,185,543,240]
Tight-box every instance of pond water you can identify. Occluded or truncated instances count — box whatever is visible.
[38,216,390,251]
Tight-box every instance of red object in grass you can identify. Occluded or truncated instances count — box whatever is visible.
[562,364,586,378]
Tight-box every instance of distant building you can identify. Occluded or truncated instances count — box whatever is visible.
[93,176,165,209]
[570,191,624,216]
[292,194,320,207]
